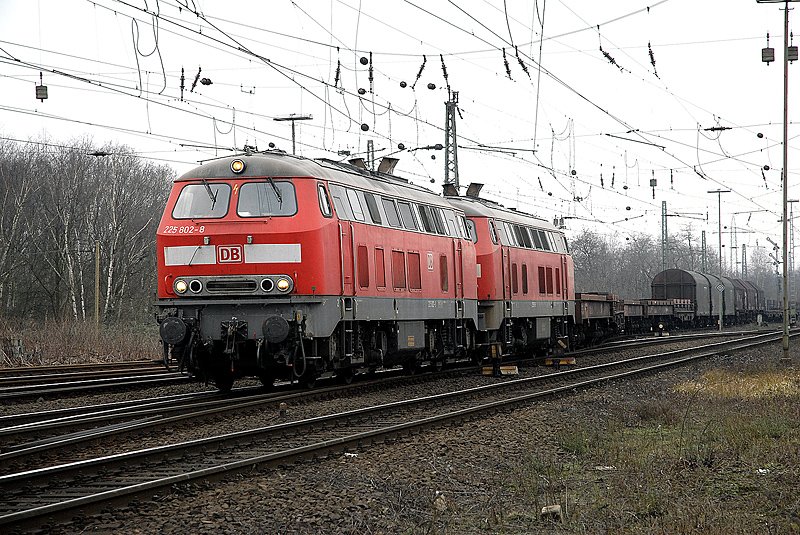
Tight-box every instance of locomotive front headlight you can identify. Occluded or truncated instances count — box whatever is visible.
[189,280,203,293]
[276,277,291,292]
[174,279,188,294]
[230,158,246,174]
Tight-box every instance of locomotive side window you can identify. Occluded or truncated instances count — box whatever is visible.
[172,183,231,219]
[392,251,406,289]
[363,192,382,224]
[328,185,352,220]
[529,227,543,249]
[430,207,447,235]
[443,210,459,237]
[346,189,365,222]
[418,205,435,233]
[381,197,402,228]
[516,225,532,248]
[537,230,551,251]
[358,245,369,288]
[398,202,419,230]
[375,248,386,288]
[408,252,422,290]
[317,184,332,217]
[503,222,518,246]
[237,181,297,217]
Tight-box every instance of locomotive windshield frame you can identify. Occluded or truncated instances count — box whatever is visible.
[172,183,231,219]
[237,180,297,217]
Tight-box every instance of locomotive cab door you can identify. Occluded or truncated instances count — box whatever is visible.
[339,222,354,295]
[453,239,464,300]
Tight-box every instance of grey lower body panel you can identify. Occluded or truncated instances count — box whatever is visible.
[157,295,479,340]
[478,299,575,331]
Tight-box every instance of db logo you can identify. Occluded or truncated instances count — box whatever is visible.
[218,245,243,263]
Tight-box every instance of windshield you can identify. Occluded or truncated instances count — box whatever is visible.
[172,183,231,219]
[237,181,297,217]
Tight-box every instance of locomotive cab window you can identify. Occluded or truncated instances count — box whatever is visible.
[237,181,297,217]
[488,220,498,244]
[465,219,478,243]
[172,182,231,219]
[317,184,332,217]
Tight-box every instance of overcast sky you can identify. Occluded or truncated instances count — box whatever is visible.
[0,0,795,271]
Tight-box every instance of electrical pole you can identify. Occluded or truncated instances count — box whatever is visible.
[273,114,313,155]
[702,230,707,273]
[661,201,668,272]
[708,189,730,331]
[444,90,460,190]
[757,0,799,360]
[367,140,375,170]
[742,244,748,278]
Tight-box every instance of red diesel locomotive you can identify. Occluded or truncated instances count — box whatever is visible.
[156,151,576,390]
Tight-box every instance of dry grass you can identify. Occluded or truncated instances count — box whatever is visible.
[508,365,800,533]
[0,317,161,367]
[675,367,800,399]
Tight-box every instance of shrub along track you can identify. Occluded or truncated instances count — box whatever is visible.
[0,329,789,532]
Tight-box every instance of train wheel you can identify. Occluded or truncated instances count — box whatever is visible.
[259,372,276,390]
[337,367,354,385]
[300,371,317,389]
[214,372,234,393]
[162,344,173,371]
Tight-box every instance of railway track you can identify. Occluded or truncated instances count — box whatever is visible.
[0,370,192,400]
[0,329,787,531]
[0,330,769,471]
[0,360,161,379]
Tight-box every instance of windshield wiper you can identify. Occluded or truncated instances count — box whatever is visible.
[267,176,283,206]
[201,179,218,209]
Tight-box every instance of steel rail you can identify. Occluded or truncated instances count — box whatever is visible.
[0,330,787,530]
[0,373,192,400]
